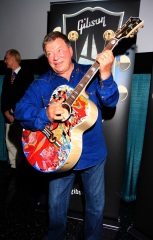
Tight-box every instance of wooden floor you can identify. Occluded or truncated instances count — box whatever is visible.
[0,160,137,240]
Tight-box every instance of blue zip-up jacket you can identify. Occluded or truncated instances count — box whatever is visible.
[14,60,119,170]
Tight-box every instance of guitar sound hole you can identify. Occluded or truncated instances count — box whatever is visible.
[61,102,71,121]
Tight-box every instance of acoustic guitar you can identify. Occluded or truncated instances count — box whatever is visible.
[22,17,144,173]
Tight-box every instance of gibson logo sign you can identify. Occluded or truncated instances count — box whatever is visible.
[78,16,106,34]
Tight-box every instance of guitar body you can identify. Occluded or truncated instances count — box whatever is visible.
[22,85,98,172]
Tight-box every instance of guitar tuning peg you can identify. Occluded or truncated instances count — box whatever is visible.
[103,29,115,41]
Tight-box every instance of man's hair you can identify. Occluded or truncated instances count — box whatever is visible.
[42,31,71,54]
[6,49,21,64]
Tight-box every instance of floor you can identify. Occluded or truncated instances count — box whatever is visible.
[0,160,138,240]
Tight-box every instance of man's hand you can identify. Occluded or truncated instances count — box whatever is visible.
[96,50,114,80]
[46,99,67,122]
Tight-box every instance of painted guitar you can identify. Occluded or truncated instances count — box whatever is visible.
[22,17,144,173]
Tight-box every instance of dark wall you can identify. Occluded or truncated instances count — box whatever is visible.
[134,52,153,74]
[0,56,50,76]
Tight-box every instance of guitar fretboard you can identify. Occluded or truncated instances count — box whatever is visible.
[65,38,119,107]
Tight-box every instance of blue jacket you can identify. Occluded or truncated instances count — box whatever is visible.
[14,60,119,170]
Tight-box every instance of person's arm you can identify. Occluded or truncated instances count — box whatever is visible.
[14,77,52,131]
[1,73,15,123]
[96,50,119,107]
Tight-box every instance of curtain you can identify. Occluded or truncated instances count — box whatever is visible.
[121,74,151,202]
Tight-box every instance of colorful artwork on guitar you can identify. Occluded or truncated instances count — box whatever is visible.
[22,85,98,172]
[22,17,144,173]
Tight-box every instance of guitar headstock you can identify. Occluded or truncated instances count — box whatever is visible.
[115,17,144,40]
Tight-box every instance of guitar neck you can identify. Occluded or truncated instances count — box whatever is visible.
[66,60,99,106]
[66,38,119,107]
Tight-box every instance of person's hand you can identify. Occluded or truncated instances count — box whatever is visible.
[4,110,14,123]
[96,50,114,80]
[46,99,68,122]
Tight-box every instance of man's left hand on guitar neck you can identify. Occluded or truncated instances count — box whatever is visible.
[96,49,114,81]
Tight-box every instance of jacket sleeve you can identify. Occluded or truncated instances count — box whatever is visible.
[96,74,119,108]
[14,79,51,131]
[1,74,11,113]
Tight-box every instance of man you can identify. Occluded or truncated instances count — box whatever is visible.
[1,49,34,175]
[14,31,119,240]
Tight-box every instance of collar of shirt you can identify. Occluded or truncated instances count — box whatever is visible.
[14,66,21,74]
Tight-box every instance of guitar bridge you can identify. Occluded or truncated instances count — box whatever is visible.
[42,126,56,143]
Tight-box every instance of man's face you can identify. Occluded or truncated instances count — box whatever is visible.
[4,53,14,69]
[45,38,73,76]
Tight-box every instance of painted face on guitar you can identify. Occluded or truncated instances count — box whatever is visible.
[45,38,74,79]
